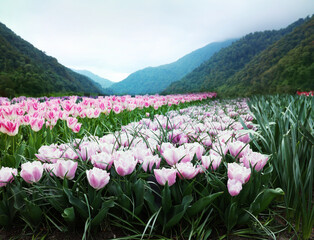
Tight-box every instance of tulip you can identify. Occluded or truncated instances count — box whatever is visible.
[228,141,250,158]
[54,160,78,180]
[154,167,176,186]
[35,145,63,163]
[72,123,82,133]
[90,152,113,170]
[20,161,43,183]
[240,151,268,171]
[140,155,161,172]
[227,179,243,196]
[30,117,45,132]
[162,147,186,166]
[228,162,251,184]
[113,151,137,176]
[201,154,222,170]
[0,167,18,187]
[0,119,19,136]
[86,167,110,190]
[66,117,78,129]
[176,162,199,179]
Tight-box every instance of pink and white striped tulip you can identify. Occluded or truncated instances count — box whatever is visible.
[20,161,43,183]
[227,179,243,196]
[176,162,199,179]
[0,167,18,187]
[90,152,113,170]
[201,154,222,170]
[154,167,176,186]
[228,141,250,158]
[86,167,110,190]
[228,162,251,184]
[113,151,137,176]
[140,155,161,172]
[54,160,78,180]
[240,151,268,171]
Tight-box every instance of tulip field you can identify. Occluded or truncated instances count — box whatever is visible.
[0,93,313,239]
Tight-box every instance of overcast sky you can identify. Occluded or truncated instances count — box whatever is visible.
[0,0,313,82]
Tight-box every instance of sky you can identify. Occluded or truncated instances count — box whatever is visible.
[0,0,313,82]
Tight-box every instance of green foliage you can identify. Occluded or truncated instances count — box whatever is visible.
[248,95,313,239]
[107,39,235,95]
[164,16,313,97]
[0,22,103,97]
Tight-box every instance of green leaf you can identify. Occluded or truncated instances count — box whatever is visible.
[134,179,145,215]
[22,200,42,225]
[161,183,172,215]
[144,190,159,214]
[250,188,284,215]
[63,187,88,219]
[91,199,114,226]
[225,202,238,232]
[62,207,75,224]
[187,192,223,217]
[165,195,193,229]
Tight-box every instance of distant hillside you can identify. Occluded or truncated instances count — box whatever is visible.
[72,69,114,89]
[163,17,310,96]
[0,22,103,97]
[219,16,314,96]
[107,39,235,95]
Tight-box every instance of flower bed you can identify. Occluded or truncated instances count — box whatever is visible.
[0,97,283,239]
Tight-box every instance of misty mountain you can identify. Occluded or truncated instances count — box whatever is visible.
[107,39,235,95]
[163,16,312,96]
[0,22,103,97]
[72,69,114,89]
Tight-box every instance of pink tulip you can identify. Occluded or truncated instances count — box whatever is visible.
[43,163,56,176]
[79,142,99,161]
[154,167,176,186]
[162,147,186,166]
[30,117,45,132]
[212,142,229,156]
[227,179,243,196]
[140,155,161,172]
[132,147,152,161]
[0,119,19,136]
[184,143,205,160]
[66,117,78,129]
[228,141,250,158]
[54,160,78,180]
[86,167,110,190]
[20,161,43,183]
[35,145,63,163]
[240,151,268,171]
[0,167,18,187]
[201,154,222,170]
[176,162,199,179]
[113,151,137,176]
[236,132,250,143]
[90,152,113,170]
[228,162,251,184]
[72,123,82,133]
[158,142,174,154]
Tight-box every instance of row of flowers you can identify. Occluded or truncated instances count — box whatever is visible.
[0,97,283,237]
[296,90,313,96]
[0,93,216,136]
[1,98,267,197]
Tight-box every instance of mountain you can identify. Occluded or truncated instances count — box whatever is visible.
[163,17,312,96]
[218,16,314,96]
[72,69,114,89]
[0,22,103,97]
[107,39,236,95]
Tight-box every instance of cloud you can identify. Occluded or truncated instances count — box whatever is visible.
[0,0,313,81]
